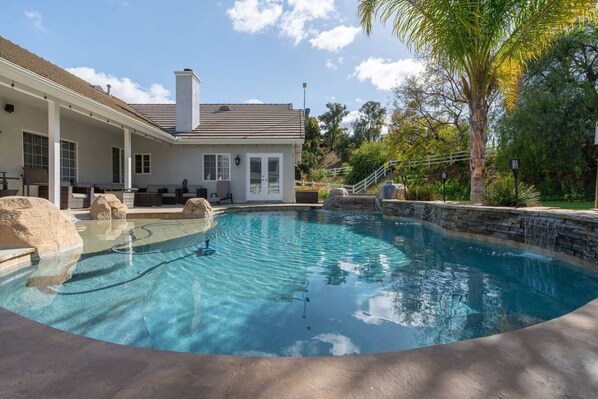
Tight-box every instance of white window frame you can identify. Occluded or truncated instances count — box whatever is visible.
[22,130,79,183]
[134,153,151,175]
[202,153,231,182]
[112,146,124,183]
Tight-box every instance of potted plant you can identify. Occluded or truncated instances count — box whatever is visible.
[295,185,319,204]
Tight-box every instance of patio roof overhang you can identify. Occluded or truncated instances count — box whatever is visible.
[0,57,176,144]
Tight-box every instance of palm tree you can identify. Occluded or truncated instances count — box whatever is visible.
[359,0,596,203]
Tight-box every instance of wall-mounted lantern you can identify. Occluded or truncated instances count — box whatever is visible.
[234,154,241,166]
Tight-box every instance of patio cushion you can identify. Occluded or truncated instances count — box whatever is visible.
[147,185,163,193]
[71,193,87,199]
[162,193,176,198]
[166,185,180,193]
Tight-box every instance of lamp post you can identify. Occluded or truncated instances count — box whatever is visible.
[401,173,407,199]
[441,171,448,203]
[303,82,307,111]
[510,159,521,208]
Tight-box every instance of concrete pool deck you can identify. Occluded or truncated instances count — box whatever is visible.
[0,298,596,398]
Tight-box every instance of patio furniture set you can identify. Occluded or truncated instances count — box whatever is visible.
[19,168,233,209]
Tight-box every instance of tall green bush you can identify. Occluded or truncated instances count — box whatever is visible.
[484,175,541,207]
[345,141,388,185]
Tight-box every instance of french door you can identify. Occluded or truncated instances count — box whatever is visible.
[246,153,283,201]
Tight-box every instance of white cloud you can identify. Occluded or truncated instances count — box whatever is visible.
[355,98,364,104]
[226,0,283,33]
[24,10,46,32]
[66,67,174,103]
[310,25,360,52]
[325,59,338,70]
[280,0,335,43]
[353,57,425,91]
[245,98,264,104]
[226,0,339,45]
[325,95,336,101]
[341,110,360,126]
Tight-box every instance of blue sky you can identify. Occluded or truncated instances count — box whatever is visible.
[0,0,422,124]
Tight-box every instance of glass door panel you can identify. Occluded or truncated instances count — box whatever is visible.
[250,157,262,194]
[267,157,280,194]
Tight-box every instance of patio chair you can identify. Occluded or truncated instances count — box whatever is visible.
[209,180,233,204]
[22,167,48,196]
[179,184,207,204]
[38,182,93,209]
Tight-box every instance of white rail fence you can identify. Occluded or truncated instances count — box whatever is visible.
[297,148,496,194]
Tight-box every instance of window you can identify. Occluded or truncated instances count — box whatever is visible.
[112,147,124,183]
[203,154,230,181]
[134,153,151,174]
[23,132,77,182]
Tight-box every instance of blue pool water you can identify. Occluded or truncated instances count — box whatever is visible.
[0,210,597,357]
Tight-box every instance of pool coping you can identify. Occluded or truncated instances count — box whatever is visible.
[0,204,597,398]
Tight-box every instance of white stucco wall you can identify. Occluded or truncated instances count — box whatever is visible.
[0,97,298,202]
[0,98,126,195]
[131,137,297,203]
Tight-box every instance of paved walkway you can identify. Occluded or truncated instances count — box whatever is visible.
[0,297,596,398]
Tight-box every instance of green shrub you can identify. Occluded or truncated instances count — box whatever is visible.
[484,175,541,207]
[434,179,470,201]
[318,187,330,200]
[405,184,439,201]
[345,142,388,185]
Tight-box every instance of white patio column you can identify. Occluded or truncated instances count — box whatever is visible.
[47,100,60,207]
[124,128,132,189]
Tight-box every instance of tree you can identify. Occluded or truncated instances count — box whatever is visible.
[352,101,387,143]
[303,116,322,154]
[298,116,323,176]
[495,24,598,200]
[393,62,470,141]
[359,0,596,203]
[387,63,469,173]
[319,102,349,149]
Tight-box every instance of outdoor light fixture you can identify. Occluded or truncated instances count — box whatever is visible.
[510,159,521,208]
[234,154,241,166]
[4,104,14,113]
[441,171,448,202]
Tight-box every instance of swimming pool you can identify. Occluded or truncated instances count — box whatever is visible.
[0,210,596,357]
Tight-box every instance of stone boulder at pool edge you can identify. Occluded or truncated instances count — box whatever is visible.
[378,183,408,200]
[182,198,213,218]
[90,194,127,220]
[328,187,349,197]
[0,196,83,258]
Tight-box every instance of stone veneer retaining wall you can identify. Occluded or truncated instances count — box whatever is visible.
[382,200,598,267]
[323,195,380,212]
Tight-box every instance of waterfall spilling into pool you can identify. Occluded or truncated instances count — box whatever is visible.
[524,216,562,250]
[0,210,596,357]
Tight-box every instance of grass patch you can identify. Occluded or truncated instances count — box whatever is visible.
[541,201,595,210]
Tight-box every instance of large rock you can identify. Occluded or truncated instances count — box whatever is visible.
[328,187,349,197]
[378,182,408,201]
[90,194,127,220]
[182,198,213,218]
[0,196,83,258]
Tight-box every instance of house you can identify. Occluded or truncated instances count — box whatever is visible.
[0,36,304,206]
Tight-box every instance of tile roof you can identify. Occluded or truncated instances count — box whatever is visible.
[0,35,304,142]
[129,103,305,141]
[0,36,165,131]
